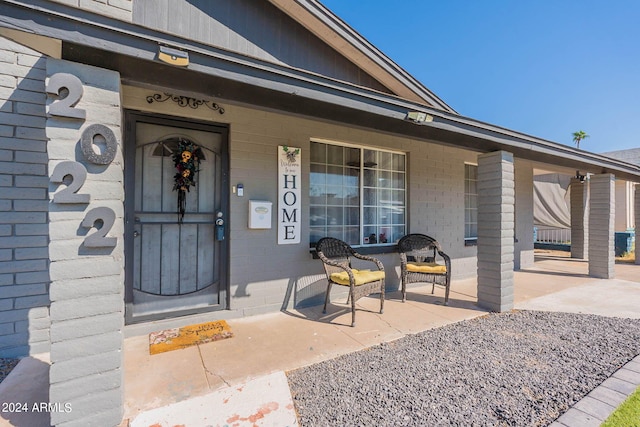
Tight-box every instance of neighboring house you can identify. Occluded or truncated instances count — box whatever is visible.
[602,148,639,232]
[1,0,639,425]
[533,148,638,247]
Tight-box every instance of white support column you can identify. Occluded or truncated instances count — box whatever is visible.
[633,184,640,265]
[588,174,615,279]
[514,159,534,270]
[477,151,515,312]
[570,177,589,259]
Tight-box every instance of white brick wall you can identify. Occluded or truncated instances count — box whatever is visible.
[0,36,51,358]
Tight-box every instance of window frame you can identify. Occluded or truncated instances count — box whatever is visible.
[309,139,407,249]
[464,162,478,246]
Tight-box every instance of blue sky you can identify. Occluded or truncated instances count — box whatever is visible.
[320,1,640,153]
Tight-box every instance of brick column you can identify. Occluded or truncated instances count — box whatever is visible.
[588,174,615,278]
[570,177,589,259]
[46,59,124,426]
[477,151,515,312]
[633,184,640,265]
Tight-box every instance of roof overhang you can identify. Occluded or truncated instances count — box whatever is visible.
[267,0,456,112]
[1,0,639,182]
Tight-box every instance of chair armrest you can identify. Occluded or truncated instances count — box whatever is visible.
[352,252,385,271]
[399,252,408,269]
[437,250,452,272]
[317,252,357,286]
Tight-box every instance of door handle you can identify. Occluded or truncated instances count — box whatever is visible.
[215,211,224,240]
[133,231,140,238]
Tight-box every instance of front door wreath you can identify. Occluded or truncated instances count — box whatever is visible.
[172,138,203,223]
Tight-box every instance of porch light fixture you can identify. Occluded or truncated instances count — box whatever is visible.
[575,170,585,182]
[157,45,189,67]
[406,111,433,123]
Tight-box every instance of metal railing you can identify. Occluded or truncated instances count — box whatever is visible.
[534,227,571,244]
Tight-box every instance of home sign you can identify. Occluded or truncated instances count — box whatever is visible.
[278,145,301,244]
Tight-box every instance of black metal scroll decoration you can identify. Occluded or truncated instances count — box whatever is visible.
[146,93,225,114]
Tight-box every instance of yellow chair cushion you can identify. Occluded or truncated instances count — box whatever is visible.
[330,269,385,286]
[406,262,447,274]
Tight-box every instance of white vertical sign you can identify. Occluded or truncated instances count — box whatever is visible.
[278,145,301,244]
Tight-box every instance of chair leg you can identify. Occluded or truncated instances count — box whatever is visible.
[444,281,451,306]
[379,281,385,314]
[323,282,332,314]
[401,278,406,303]
[349,288,356,328]
[431,282,435,294]
[350,288,356,327]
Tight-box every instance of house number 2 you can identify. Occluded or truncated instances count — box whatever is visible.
[47,72,118,248]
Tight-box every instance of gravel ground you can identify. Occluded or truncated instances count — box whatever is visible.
[287,310,640,427]
[0,358,19,384]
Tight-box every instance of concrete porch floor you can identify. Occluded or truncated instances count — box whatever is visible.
[123,252,640,425]
[2,252,639,426]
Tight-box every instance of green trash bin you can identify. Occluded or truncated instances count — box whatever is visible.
[614,232,634,257]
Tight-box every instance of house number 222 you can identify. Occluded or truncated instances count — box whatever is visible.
[47,72,118,248]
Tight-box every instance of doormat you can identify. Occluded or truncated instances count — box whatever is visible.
[149,320,233,355]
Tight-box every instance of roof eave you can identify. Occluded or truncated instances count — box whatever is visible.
[1,0,639,182]
[268,0,457,113]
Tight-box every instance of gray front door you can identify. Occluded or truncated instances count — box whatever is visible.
[124,112,228,324]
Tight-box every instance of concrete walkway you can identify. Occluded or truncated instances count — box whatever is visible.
[124,278,486,426]
[124,256,640,427]
[1,254,639,426]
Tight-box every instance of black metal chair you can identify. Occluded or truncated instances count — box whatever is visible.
[397,234,452,305]
[315,237,385,327]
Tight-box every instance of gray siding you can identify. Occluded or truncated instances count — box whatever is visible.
[0,36,51,358]
[49,0,132,21]
[132,0,391,94]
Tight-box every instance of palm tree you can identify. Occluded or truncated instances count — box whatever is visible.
[572,130,589,149]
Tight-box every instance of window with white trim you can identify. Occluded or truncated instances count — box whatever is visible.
[465,163,478,243]
[310,141,406,247]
